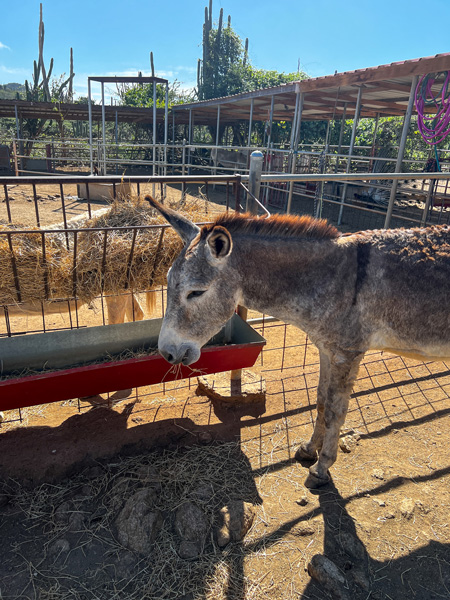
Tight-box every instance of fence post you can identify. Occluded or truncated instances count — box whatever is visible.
[230,162,262,394]
[246,150,264,213]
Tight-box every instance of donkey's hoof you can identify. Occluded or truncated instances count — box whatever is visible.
[295,444,317,462]
[305,466,329,489]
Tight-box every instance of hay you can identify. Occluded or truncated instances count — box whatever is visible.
[0,196,211,306]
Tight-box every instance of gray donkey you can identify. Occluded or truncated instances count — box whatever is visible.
[147,196,450,488]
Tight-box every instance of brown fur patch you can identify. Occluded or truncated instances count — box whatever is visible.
[200,213,340,241]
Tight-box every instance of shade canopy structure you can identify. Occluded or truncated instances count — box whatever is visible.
[1,53,449,127]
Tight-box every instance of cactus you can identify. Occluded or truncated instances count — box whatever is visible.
[21,3,75,156]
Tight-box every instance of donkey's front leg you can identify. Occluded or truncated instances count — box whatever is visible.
[306,350,363,488]
[295,348,331,461]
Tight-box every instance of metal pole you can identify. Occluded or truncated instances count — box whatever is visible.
[115,109,118,175]
[246,151,264,213]
[421,178,435,226]
[182,138,186,176]
[188,109,192,175]
[214,105,221,185]
[266,95,275,151]
[172,107,176,174]
[164,82,169,177]
[338,86,363,225]
[153,79,157,186]
[88,79,93,175]
[369,112,380,172]
[384,75,419,228]
[101,82,106,175]
[247,98,254,148]
[14,104,22,173]
[287,92,304,214]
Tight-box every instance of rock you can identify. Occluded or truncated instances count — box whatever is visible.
[192,483,215,503]
[174,501,209,558]
[290,524,315,537]
[216,501,256,548]
[115,488,162,553]
[400,498,415,520]
[296,495,309,506]
[372,469,385,480]
[68,511,86,532]
[384,512,395,520]
[54,501,72,525]
[308,554,350,600]
[339,434,358,453]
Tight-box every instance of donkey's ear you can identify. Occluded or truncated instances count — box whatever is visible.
[206,226,233,261]
[145,195,200,244]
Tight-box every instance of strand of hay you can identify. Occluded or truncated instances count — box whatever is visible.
[0,196,210,306]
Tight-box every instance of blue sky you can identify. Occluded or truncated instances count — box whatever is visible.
[1,0,449,101]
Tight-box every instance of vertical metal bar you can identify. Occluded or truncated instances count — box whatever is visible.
[153,80,157,178]
[164,82,169,177]
[113,182,117,200]
[14,104,22,174]
[369,112,380,172]
[182,139,186,176]
[421,178,435,226]
[125,228,138,289]
[86,182,92,218]
[115,109,119,175]
[32,184,41,227]
[338,86,363,225]
[101,82,106,175]
[172,107,176,174]
[59,183,70,249]
[287,92,304,214]
[101,229,108,293]
[3,185,12,223]
[7,232,22,302]
[40,232,49,300]
[384,75,419,228]
[188,110,192,175]
[137,181,141,197]
[226,181,230,211]
[213,105,221,185]
[88,79,94,174]
[247,98,254,148]
[234,176,242,212]
[266,95,275,151]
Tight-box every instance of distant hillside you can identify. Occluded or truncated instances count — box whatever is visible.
[0,83,26,100]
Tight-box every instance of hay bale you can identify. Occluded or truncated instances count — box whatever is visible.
[0,196,211,306]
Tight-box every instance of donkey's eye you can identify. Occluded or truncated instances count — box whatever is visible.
[187,290,206,300]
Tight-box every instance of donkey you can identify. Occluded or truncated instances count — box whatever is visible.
[146,195,450,488]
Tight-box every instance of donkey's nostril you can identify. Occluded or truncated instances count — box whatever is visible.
[166,353,174,363]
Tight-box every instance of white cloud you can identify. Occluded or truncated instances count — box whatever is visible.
[0,42,11,51]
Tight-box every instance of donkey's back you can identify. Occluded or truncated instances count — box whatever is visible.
[350,224,450,361]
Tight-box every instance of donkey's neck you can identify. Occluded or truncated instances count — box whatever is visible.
[231,235,349,329]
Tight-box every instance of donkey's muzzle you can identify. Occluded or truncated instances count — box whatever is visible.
[159,344,199,366]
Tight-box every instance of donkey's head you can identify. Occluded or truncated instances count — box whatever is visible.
[147,197,240,366]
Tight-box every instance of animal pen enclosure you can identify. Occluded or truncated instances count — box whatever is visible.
[0,173,450,600]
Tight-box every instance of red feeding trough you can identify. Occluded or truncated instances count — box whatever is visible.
[0,314,266,412]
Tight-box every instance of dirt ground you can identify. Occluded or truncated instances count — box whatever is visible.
[0,184,449,599]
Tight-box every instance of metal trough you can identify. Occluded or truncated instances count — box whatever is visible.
[0,314,266,411]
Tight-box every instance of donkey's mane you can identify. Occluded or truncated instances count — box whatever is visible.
[207,212,340,240]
